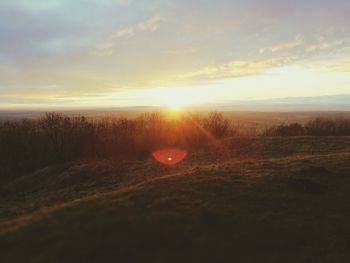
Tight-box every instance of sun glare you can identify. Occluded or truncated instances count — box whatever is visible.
[168,101,183,110]
[152,148,188,165]
[159,88,190,110]
[106,86,203,110]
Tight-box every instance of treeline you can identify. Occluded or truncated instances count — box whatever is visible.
[263,118,350,136]
[1,113,349,180]
[0,112,237,179]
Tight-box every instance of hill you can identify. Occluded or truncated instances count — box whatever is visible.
[198,94,350,111]
[1,137,350,262]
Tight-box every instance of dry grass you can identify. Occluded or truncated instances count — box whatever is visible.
[1,137,350,262]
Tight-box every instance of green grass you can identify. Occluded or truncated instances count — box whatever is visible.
[1,137,350,262]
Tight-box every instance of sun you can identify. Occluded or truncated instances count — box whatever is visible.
[161,88,189,110]
[168,101,183,110]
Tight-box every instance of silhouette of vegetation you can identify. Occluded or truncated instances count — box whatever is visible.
[1,113,350,263]
[203,112,238,138]
[263,118,350,136]
[263,123,306,136]
[305,118,350,136]
[0,112,237,180]
[1,113,349,181]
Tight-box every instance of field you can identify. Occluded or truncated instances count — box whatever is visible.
[1,134,350,262]
[2,0,350,261]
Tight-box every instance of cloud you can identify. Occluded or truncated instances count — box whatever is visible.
[260,36,304,53]
[164,47,198,55]
[175,56,298,82]
[91,42,115,56]
[115,15,163,39]
[113,0,132,6]
[91,14,163,56]
[305,38,350,53]
[115,27,135,38]
[1,0,350,108]
[137,15,163,33]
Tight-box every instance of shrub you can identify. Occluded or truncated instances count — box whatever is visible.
[263,118,350,136]
[0,112,237,180]
[203,112,238,138]
[263,123,305,136]
[305,118,350,136]
[2,112,347,181]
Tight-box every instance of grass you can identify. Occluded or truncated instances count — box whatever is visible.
[1,137,350,262]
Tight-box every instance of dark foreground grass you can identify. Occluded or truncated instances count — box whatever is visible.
[1,137,350,263]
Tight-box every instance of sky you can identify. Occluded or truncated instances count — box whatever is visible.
[0,0,350,109]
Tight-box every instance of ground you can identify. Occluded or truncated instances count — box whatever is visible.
[1,137,350,263]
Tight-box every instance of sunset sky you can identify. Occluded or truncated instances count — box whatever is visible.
[1,0,350,109]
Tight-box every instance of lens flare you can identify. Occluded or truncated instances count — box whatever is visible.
[152,148,188,165]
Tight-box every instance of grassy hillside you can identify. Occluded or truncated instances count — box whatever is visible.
[1,137,350,262]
